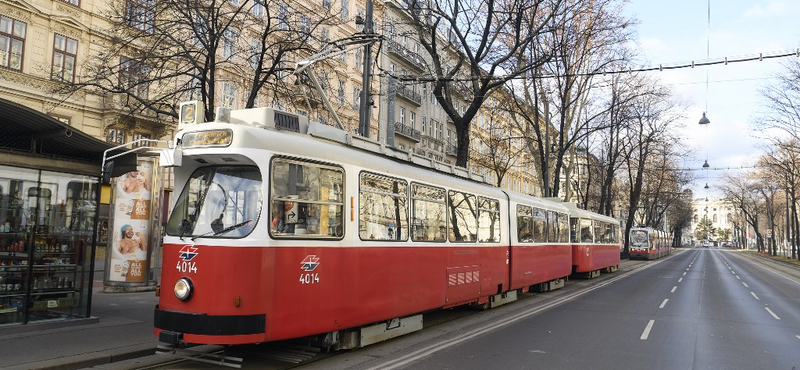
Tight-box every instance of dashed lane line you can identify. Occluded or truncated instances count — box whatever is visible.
[750,292,760,300]
[765,307,781,320]
[659,299,669,309]
[678,278,683,283]
[640,320,655,340]
[671,286,677,293]
[742,282,749,288]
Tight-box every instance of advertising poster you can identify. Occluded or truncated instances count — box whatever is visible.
[108,163,152,282]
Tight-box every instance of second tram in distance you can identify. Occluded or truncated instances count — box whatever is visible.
[628,227,671,260]
[153,105,623,350]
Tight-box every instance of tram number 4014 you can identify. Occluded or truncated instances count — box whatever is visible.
[176,261,198,274]
[300,273,320,284]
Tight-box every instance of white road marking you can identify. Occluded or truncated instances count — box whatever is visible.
[683,272,687,276]
[750,292,759,300]
[671,286,677,293]
[640,320,655,340]
[796,335,800,341]
[736,275,740,280]
[659,299,669,308]
[765,307,781,320]
[742,282,749,288]
[732,271,736,274]
[678,278,683,283]
[686,268,690,271]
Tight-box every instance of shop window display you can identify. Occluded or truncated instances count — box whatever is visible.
[0,166,95,326]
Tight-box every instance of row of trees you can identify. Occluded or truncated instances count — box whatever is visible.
[715,58,800,259]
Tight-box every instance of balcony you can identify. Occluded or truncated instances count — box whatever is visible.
[394,122,421,142]
[386,40,426,72]
[395,84,422,106]
[446,143,458,156]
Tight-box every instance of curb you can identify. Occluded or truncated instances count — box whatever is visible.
[3,343,157,370]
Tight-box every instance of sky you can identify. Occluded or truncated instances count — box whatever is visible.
[621,0,800,198]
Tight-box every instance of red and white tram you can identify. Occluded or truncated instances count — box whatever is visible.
[152,106,620,349]
[628,227,670,260]
[562,202,621,278]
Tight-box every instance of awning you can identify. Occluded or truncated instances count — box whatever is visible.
[0,97,119,163]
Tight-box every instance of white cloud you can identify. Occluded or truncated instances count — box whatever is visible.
[742,1,795,19]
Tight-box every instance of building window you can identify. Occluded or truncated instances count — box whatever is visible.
[278,3,289,30]
[322,0,331,11]
[353,87,361,110]
[409,111,415,128]
[399,107,405,125]
[300,15,310,35]
[252,0,265,18]
[421,117,426,134]
[50,115,71,125]
[107,129,126,144]
[52,34,77,83]
[132,132,151,148]
[355,48,362,70]
[0,15,26,71]
[120,56,149,99]
[125,0,155,33]
[341,0,349,22]
[248,38,260,70]
[61,0,80,5]
[222,82,237,108]
[223,28,237,60]
[337,80,345,105]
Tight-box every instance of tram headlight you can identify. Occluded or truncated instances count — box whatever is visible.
[174,278,194,301]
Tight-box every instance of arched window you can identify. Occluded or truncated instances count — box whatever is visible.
[713,214,717,223]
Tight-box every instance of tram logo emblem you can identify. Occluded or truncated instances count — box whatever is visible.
[301,255,320,271]
[179,245,199,261]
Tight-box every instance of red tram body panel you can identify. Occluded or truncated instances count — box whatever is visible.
[571,243,621,273]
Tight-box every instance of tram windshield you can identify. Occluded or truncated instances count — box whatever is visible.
[166,166,262,239]
[630,230,649,246]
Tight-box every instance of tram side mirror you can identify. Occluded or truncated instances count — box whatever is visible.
[101,153,138,185]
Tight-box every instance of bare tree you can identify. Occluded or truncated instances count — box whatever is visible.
[470,100,526,187]
[720,174,767,253]
[756,58,800,141]
[402,0,565,168]
[619,76,685,255]
[511,0,633,200]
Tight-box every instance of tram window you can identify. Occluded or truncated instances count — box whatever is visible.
[531,207,546,243]
[477,197,500,243]
[269,158,344,238]
[593,221,604,243]
[411,183,446,242]
[359,172,408,241]
[579,219,593,243]
[166,166,261,238]
[556,213,569,243]
[448,190,477,242]
[546,210,558,243]
[517,205,533,243]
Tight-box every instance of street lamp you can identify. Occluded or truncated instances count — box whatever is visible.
[698,112,710,125]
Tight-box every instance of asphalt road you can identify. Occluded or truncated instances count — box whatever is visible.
[356,249,800,370]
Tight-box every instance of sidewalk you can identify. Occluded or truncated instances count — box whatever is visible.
[0,271,160,370]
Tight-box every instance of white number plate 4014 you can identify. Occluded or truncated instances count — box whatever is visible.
[176,261,198,274]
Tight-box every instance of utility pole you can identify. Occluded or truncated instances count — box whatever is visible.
[358,0,374,138]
